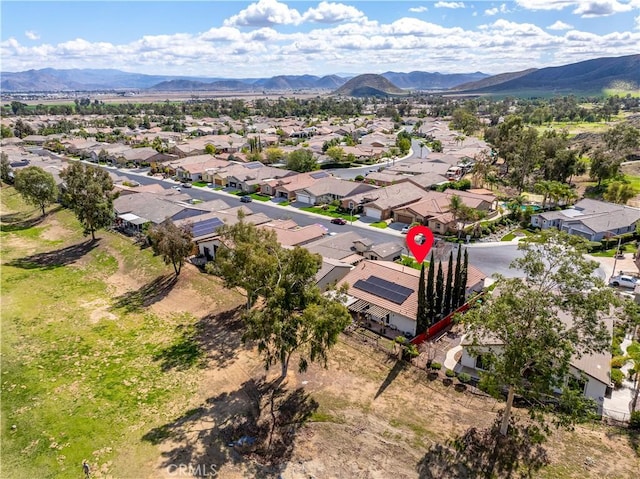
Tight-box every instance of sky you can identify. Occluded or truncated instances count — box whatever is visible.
[1,0,639,78]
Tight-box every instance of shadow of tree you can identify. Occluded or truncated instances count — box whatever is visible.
[0,211,44,232]
[111,274,178,313]
[417,414,549,479]
[152,305,247,372]
[374,359,407,399]
[6,239,100,270]
[142,378,318,478]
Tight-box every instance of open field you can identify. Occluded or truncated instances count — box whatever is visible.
[1,185,639,478]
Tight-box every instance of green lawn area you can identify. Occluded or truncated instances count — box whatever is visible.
[500,229,534,242]
[369,221,388,229]
[395,255,424,270]
[299,205,357,222]
[0,187,241,478]
[249,193,270,202]
[192,181,207,187]
[622,174,640,191]
[591,242,638,257]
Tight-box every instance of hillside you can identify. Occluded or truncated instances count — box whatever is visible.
[456,54,639,95]
[333,74,406,97]
[382,70,489,90]
[452,68,537,92]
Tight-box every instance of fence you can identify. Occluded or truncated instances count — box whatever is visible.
[411,294,483,346]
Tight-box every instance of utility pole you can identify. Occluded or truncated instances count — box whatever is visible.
[610,236,623,280]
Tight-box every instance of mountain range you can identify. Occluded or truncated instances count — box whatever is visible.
[1,54,637,96]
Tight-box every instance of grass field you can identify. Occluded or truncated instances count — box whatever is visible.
[0,187,243,478]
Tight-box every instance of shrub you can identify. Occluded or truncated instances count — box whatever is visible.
[610,368,625,388]
[630,411,640,430]
[611,356,627,368]
[458,372,471,384]
[445,369,456,378]
[430,362,442,371]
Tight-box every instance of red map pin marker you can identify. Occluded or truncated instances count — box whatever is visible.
[406,225,434,263]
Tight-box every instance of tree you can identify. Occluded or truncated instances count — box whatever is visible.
[286,148,318,172]
[460,230,617,437]
[603,181,637,205]
[589,148,621,186]
[212,219,351,380]
[426,253,436,325]
[460,249,469,308]
[14,166,57,217]
[148,220,193,275]
[264,147,285,164]
[452,246,462,309]
[435,262,444,319]
[325,146,345,162]
[244,246,351,380]
[444,251,454,316]
[604,123,640,159]
[1,153,13,183]
[204,144,216,155]
[59,162,116,240]
[416,263,428,335]
[208,219,281,310]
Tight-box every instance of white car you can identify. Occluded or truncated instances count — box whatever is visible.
[609,275,640,289]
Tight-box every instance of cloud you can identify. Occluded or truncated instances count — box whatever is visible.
[25,30,40,41]
[547,20,573,30]
[636,14,640,29]
[485,4,509,16]
[302,1,366,23]
[434,2,465,9]
[572,1,634,17]
[409,6,428,13]
[223,0,302,27]
[517,0,639,16]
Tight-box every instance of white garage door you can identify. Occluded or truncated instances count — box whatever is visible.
[296,193,312,204]
[364,207,382,220]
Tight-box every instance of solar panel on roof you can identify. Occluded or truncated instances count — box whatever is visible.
[367,276,414,297]
[310,171,329,179]
[191,217,224,237]
[353,279,410,304]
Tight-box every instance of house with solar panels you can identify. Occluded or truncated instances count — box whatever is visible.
[340,260,487,339]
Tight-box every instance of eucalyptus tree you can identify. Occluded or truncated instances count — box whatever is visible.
[14,166,57,218]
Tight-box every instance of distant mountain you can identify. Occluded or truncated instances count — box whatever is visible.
[381,71,489,90]
[333,74,406,97]
[148,79,254,92]
[455,54,639,95]
[452,69,537,92]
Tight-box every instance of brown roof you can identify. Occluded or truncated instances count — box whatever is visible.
[340,260,421,319]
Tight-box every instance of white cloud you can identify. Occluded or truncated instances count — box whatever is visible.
[517,0,639,16]
[572,1,634,17]
[434,2,465,9]
[25,30,40,41]
[409,6,428,13]
[636,14,640,29]
[547,20,573,30]
[485,4,509,16]
[302,1,366,23]
[223,0,302,27]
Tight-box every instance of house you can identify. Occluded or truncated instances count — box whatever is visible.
[342,182,427,221]
[174,157,231,182]
[113,147,174,167]
[295,177,377,206]
[353,238,403,262]
[113,192,209,231]
[315,258,353,291]
[226,163,296,193]
[459,311,614,414]
[259,220,327,247]
[362,171,412,187]
[530,199,640,241]
[304,231,370,266]
[262,171,332,200]
[341,258,487,338]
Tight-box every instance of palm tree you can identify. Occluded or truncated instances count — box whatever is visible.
[449,194,464,238]
[533,180,553,209]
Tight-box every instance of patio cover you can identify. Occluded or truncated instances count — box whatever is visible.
[118,213,148,225]
[348,299,391,319]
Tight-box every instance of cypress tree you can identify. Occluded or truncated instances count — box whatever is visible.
[416,263,427,335]
[435,261,444,321]
[459,249,469,307]
[426,252,436,325]
[452,245,462,310]
[444,251,454,316]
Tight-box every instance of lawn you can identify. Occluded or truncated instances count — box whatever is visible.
[299,204,357,222]
[249,193,270,202]
[501,229,534,242]
[369,220,388,228]
[0,187,243,478]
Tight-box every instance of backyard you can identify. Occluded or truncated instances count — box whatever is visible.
[1,185,639,478]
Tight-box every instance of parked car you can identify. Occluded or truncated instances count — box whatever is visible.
[401,225,411,234]
[240,196,253,203]
[609,275,640,289]
[181,182,192,188]
[171,185,181,191]
[330,218,347,225]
